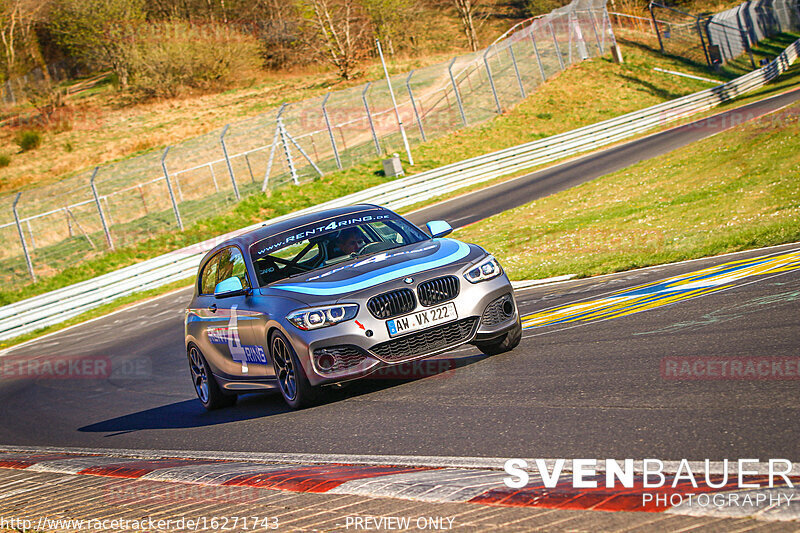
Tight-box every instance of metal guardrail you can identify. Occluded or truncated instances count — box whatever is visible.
[1,37,798,342]
[0,0,615,288]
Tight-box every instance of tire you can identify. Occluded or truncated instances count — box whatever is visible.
[270,330,320,409]
[475,318,522,355]
[188,344,237,410]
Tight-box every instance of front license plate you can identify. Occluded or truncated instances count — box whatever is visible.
[386,302,458,337]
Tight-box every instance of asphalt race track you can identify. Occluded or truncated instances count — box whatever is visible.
[1,91,799,461]
[407,86,800,228]
[1,243,798,460]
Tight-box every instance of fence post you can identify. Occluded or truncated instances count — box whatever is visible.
[448,57,468,126]
[282,123,323,178]
[735,9,756,68]
[321,93,342,170]
[278,117,299,185]
[697,18,712,66]
[209,164,219,192]
[602,7,614,50]
[161,146,184,231]
[26,220,36,249]
[12,192,36,283]
[649,2,665,54]
[377,39,413,166]
[548,21,566,70]
[261,104,286,192]
[362,82,381,156]
[588,8,604,54]
[245,154,255,183]
[568,12,574,63]
[220,124,241,201]
[508,41,526,98]
[405,71,427,142]
[530,27,548,81]
[90,166,114,250]
[483,46,502,114]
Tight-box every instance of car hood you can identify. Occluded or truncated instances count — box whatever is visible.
[259,238,483,304]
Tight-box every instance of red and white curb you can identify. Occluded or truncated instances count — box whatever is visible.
[0,447,798,523]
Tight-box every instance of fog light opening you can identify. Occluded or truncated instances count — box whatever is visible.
[502,300,514,317]
[317,353,335,371]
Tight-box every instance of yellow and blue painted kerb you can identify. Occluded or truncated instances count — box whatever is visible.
[521,250,800,329]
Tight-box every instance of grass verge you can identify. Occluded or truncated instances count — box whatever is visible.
[398,32,800,213]
[453,99,800,280]
[1,35,798,348]
[5,36,780,306]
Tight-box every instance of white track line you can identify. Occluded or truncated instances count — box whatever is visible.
[0,445,797,475]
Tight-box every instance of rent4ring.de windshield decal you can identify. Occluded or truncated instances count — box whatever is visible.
[253,212,391,256]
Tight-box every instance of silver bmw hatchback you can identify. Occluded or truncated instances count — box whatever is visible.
[185,204,521,409]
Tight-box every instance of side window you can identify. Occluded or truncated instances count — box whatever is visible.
[200,255,219,295]
[216,247,251,290]
[372,221,402,244]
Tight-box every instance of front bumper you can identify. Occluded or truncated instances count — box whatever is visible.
[285,268,519,386]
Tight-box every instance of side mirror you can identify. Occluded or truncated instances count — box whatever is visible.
[426,220,453,238]
[214,276,249,298]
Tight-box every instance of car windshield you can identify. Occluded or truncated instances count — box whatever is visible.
[249,210,429,287]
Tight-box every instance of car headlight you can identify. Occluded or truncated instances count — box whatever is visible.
[464,256,503,283]
[286,304,359,330]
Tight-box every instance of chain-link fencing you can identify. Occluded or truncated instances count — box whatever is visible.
[0,0,615,287]
[648,0,800,67]
[708,0,800,62]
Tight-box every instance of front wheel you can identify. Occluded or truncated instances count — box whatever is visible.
[188,344,237,410]
[270,330,320,409]
[475,318,522,355]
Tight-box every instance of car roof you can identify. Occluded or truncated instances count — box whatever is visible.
[203,204,389,260]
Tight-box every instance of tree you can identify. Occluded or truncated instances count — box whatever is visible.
[49,0,145,88]
[525,0,569,17]
[0,0,48,78]
[300,0,371,80]
[252,0,307,70]
[360,0,414,56]
[449,0,494,52]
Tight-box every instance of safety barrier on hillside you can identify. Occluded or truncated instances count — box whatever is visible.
[0,0,614,286]
[1,38,798,342]
[708,0,800,62]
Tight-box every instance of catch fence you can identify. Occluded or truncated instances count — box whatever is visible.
[645,0,800,67]
[0,0,615,286]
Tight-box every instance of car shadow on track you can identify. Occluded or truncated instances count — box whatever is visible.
[78,352,489,435]
[77,398,291,435]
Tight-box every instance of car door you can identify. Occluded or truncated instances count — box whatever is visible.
[211,246,271,378]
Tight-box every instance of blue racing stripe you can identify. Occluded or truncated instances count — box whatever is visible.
[271,240,472,296]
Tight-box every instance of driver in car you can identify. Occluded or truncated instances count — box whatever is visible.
[336,228,366,255]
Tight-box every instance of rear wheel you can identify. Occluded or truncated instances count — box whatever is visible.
[475,318,522,355]
[270,330,320,409]
[188,345,237,410]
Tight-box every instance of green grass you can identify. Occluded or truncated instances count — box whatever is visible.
[398,32,800,212]
[453,99,800,280]
[1,33,798,311]
[2,50,797,350]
